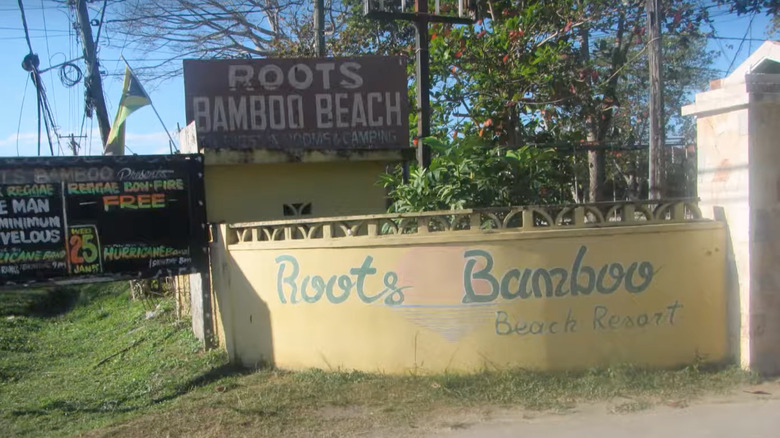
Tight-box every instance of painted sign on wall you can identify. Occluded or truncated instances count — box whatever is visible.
[218,224,729,372]
[183,56,409,150]
[0,155,208,287]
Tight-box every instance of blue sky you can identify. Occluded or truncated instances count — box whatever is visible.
[0,1,775,158]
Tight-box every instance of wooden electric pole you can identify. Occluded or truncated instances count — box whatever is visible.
[314,0,326,56]
[646,0,665,199]
[364,0,471,169]
[74,0,111,150]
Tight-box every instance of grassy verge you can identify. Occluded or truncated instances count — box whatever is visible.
[0,285,758,438]
[0,283,226,437]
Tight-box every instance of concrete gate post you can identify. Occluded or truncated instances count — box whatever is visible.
[683,41,780,375]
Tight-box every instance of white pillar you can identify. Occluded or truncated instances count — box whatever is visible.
[684,61,780,375]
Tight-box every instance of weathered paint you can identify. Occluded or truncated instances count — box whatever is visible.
[183,57,409,150]
[212,222,728,373]
[692,102,749,367]
[204,161,389,223]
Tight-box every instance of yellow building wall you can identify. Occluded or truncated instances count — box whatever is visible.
[213,222,729,373]
[204,161,388,223]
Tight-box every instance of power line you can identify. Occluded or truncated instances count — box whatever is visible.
[34,74,60,156]
[15,77,31,157]
[70,4,83,144]
[17,0,34,53]
[104,10,268,24]
[40,0,60,134]
[87,115,94,156]
[36,72,41,156]
[708,36,771,42]
[17,0,49,156]
[0,35,82,40]
[727,13,757,74]
[0,27,69,32]
[749,13,754,61]
[0,6,48,11]
[19,0,68,157]
[94,0,108,47]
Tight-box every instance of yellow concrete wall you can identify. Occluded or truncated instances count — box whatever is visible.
[212,223,729,373]
[204,161,388,223]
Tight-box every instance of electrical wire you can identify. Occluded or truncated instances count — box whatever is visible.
[18,0,45,156]
[58,62,83,87]
[726,13,757,74]
[15,77,30,157]
[71,5,86,146]
[17,0,34,53]
[40,0,60,128]
[749,15,753,60]
[104,10,265,24]
[33,73,58,156]
[35,74,42,156]
[0,6,48,11]
[94,0,108,47]
[87,116,94,156]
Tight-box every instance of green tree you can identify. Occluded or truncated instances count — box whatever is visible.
[352,0,713,209]
[103,0,718,209]
[419,0,713,202]
[379,136,570,212]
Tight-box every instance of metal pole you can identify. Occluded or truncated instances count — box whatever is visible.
[314,0,326,57]
[414,0,431,168]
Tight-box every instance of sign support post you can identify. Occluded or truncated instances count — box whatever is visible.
[414,0,432,168]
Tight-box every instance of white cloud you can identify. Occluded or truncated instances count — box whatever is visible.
[0,128,176,157]
[0,132,38,156]
[124,131,175,155]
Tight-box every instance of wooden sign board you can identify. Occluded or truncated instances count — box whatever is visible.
[183,56,409,150]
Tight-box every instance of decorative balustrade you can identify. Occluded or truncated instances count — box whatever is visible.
[226,200,703,245]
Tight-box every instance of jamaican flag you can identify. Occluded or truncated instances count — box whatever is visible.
[105,67,151,155]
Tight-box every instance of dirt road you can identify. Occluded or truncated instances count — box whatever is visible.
[425,383,780,438]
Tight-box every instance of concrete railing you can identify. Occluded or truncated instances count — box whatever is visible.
[226,199,703,245]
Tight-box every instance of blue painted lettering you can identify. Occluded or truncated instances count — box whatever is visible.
[274,255,409,305]
[592,301,682,330]
[495,309,579,336]
[462,249,500,303]
[464,246,656,304]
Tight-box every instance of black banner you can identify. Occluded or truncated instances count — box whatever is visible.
[0,155,208,287]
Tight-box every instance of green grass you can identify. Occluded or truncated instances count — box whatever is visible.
[0,284,760,438]
[0,283,227,438]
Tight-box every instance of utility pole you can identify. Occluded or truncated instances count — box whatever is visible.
[74,0,111,150]
[579,23,604,203]
[314,0,326,57]
[646,0,665,200]
[364,0,471,169]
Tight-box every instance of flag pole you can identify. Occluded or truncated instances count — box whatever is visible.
[120,55,177,154]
